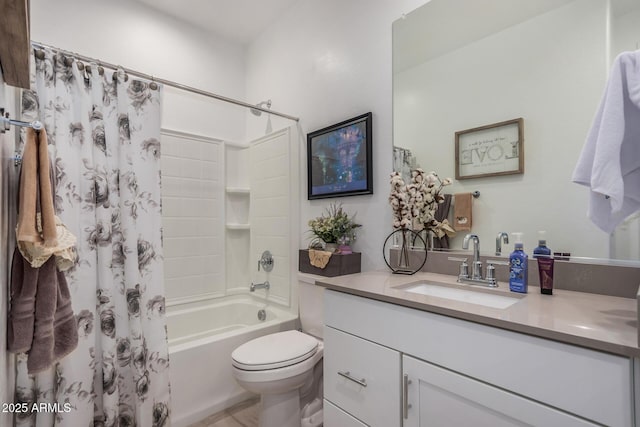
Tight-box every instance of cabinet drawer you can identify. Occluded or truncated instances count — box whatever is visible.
[324,399,367,427]
[324,326,401,427]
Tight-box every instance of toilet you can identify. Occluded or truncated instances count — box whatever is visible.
[231,279,324,427]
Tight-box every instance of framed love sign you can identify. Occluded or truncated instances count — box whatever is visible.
[455,118,524,180]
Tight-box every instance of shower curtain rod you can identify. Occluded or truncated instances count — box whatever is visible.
[30,41,300,122]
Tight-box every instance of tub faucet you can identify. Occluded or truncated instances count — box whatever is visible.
[495,232,509,256]
[462,233,482,280]
[250,281,270,292]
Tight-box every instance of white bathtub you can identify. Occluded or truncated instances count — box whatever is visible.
[167,295,298,427]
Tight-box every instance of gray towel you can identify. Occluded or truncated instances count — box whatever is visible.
[7,135,78,374]
[433,194,453,249]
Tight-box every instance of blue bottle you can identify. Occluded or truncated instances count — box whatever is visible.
[533,231,551,259]
[509,233,528,293]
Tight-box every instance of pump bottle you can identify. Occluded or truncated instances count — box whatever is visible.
[509,232,528,293]
[533,231,551,259]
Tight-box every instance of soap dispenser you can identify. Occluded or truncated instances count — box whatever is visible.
[533,231,552,259]
[509,232,528,293]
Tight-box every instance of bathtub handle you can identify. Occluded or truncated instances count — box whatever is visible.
[258,250,274,272]
[337,371,367,387]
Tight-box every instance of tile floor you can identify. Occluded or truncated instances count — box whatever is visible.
[189,398,260,427]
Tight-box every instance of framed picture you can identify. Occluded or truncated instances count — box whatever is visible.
[455,118,524,180]
[307,112,373,199]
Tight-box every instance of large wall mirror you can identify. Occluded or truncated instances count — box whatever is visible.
[393,0,640,261]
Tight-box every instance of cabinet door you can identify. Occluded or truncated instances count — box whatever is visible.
[402,355,598,427]
[324,399,368,427]
[324,326,401,427]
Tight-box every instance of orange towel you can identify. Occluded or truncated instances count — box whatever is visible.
[16,128,58,247]
[454,193,473,231]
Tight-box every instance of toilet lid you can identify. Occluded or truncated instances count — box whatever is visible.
[232,330,318,371]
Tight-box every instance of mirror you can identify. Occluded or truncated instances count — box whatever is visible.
[393,0,640,260]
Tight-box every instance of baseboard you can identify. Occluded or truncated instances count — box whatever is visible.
[171,391,257,427]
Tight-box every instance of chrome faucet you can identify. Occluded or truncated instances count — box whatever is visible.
[250,281,270,292]
[495,232,509,256]
[454,234,504,287]
[462,234,482,280]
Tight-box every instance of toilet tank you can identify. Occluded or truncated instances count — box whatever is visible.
[298,276,325,339]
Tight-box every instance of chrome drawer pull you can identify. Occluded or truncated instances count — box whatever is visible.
[403,374,412,419]
[337,370,367,387]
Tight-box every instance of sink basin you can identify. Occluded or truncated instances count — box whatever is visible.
[397,281,522,309]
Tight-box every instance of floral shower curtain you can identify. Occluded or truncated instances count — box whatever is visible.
[15,49,171,426]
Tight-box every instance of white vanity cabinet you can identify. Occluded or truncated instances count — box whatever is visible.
[323,289,634,427]
[402,355,598,426]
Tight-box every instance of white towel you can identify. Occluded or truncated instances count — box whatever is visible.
[572,50,640,234]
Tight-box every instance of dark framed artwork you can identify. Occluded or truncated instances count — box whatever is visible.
[307,112,373,200]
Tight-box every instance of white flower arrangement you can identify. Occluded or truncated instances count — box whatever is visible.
[389,172,412,229]
[389,169,455,238]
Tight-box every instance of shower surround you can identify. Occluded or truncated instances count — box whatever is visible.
[161,126,300,425]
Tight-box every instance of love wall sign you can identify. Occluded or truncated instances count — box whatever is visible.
[455,118,524,180]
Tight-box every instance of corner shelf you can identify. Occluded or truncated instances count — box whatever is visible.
[226,223,250,230]
[225,187,250,195]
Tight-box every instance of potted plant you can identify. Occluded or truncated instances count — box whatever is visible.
[308,202,361,253]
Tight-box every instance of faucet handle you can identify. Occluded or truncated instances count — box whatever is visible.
[485,260,508,285]
[449,257,469,279]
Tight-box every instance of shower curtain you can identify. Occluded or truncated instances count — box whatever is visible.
[14,49,171,426]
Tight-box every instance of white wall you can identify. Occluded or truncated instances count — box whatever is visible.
[31,0,247,142]
[245,0,427,271]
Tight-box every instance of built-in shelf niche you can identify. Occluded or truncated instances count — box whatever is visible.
[225,144,251,291]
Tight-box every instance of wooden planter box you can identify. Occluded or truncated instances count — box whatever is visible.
[298,249,361,277]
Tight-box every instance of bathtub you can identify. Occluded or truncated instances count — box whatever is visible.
[167,294,299,427]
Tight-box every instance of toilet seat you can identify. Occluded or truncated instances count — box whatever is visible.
[232,330,319,371]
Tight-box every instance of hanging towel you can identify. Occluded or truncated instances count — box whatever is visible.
[8,253,77,373]
[454,192,473,231]
[18,213,77,270]
[572,50,640,233]
[8,127,78,374]
[433,194,453,249]
[16,128,57,247]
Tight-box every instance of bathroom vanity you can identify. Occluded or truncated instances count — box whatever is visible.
[317,271,639,427]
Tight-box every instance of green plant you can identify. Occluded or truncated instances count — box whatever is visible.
[308,202,361,245]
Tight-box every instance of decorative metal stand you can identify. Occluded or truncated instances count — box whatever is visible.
[383,228,427,275]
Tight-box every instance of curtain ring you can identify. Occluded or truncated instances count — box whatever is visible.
[64,56,74,67]
[34,49,45,60]
[77,61,85,71]
[149,77,158,91]
[113,69,128,82]
[97,65,104,76]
